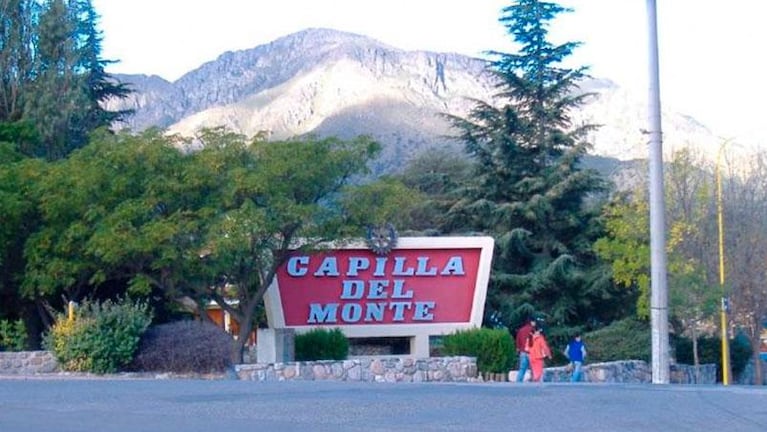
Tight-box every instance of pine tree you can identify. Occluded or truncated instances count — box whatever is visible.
[449,0,624,334]
[23,0,85,159]
[0,0,37,122]
[70,0,132,130]
[1,0,131,159]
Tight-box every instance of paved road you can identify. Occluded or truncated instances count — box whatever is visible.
[1,377,766,432]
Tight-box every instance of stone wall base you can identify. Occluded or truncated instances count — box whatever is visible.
[0,351,59,375]
[509,360,717,384]
[236,356,478,382]
[0,351,721,385]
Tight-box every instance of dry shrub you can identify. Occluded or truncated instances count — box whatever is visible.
[129,320,234,374]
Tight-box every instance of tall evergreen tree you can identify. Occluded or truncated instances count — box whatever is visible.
[0,0,36,122]
[1,0,131,159]
[0,0,41,153]
[70,0,132,130]
[24,0,86,159]
[449,0,624,335]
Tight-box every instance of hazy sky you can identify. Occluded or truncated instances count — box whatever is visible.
[91,0,766,147]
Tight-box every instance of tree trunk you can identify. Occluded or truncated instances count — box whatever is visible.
[232,314,254,365]
[691,327,700,384]
[754,340,764,386]
[231,338,244,366]
[35,299,53,328]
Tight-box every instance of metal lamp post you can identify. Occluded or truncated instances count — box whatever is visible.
[646,0,670,384]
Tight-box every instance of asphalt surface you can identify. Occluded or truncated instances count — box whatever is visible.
[1,377,766,432]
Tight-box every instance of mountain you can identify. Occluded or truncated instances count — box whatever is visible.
[106,28,722,175]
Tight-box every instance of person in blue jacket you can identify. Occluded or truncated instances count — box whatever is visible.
[564,334,587,382]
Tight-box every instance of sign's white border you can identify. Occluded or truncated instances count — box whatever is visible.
[264,236,494,341]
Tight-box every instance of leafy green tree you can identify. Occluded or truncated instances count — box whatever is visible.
[720,150,767,385]
[340,177,423,232]
[594,194,648,318]
[595,149,722,368]
[0,154,46,336]
[664,149,720,368]
[190,132,380,361]
[448,0,621,336]
[23,128,381,360]
[395,149,475,233]
[21,129,180,310]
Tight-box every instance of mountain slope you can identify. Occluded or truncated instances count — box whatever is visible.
[108,28,721,174]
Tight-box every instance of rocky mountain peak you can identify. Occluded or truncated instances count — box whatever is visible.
[107,28,723,175]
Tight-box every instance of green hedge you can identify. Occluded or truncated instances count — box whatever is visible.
[442,328,513,373]
[295,328,349,361]
[43,299,153,374]
[0,319,27,351]
[585,318,651,363]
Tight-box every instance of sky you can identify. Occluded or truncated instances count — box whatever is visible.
[91,0,767,148]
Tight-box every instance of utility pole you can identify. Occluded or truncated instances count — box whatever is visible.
[646,0,670,384]
[716,143,733,385]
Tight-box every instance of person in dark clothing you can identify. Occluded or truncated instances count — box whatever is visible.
[514,318,536,382]
[564,334,587,382]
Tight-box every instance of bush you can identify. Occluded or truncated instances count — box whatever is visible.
[674,332,753,381]
[442,328,513,374]
[730,333,754,379]
[0,319,28,351]
[128,320,235,374]
[295,328,348,361]
[43,299,152,374]
[586,318,650,363]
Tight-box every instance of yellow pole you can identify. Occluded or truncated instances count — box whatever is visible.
[716,145,731,385]
[68,300,75,321]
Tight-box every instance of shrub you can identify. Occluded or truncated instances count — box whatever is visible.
[0,319,28,351]
[442,328,513,374]
[730,333,754,379]
[295,328,348,361]
[128,320,235,374]
[586,318,650,363]
[674,332,753,381]
[43,298,152,374]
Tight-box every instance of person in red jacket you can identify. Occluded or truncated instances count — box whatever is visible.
[529,327,552,382]
[514,318,536,382]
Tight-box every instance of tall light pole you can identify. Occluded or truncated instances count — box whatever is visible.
[716,143,732,385]
[646,0,670,384]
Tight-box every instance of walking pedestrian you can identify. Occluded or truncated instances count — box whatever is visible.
[564,334,587,382]
[529,327,551,382]
[514,318,536,382]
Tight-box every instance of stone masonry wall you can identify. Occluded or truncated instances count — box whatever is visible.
[236,357,717,384]
[236,356,478,382]
[0,351,719,384]
[510,360,717,384]
[0,351,59,375]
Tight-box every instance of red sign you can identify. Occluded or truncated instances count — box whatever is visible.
[275,248,482,326]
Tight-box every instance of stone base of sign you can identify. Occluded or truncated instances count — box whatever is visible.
[256,328,295,364]
[235,356,478,382]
